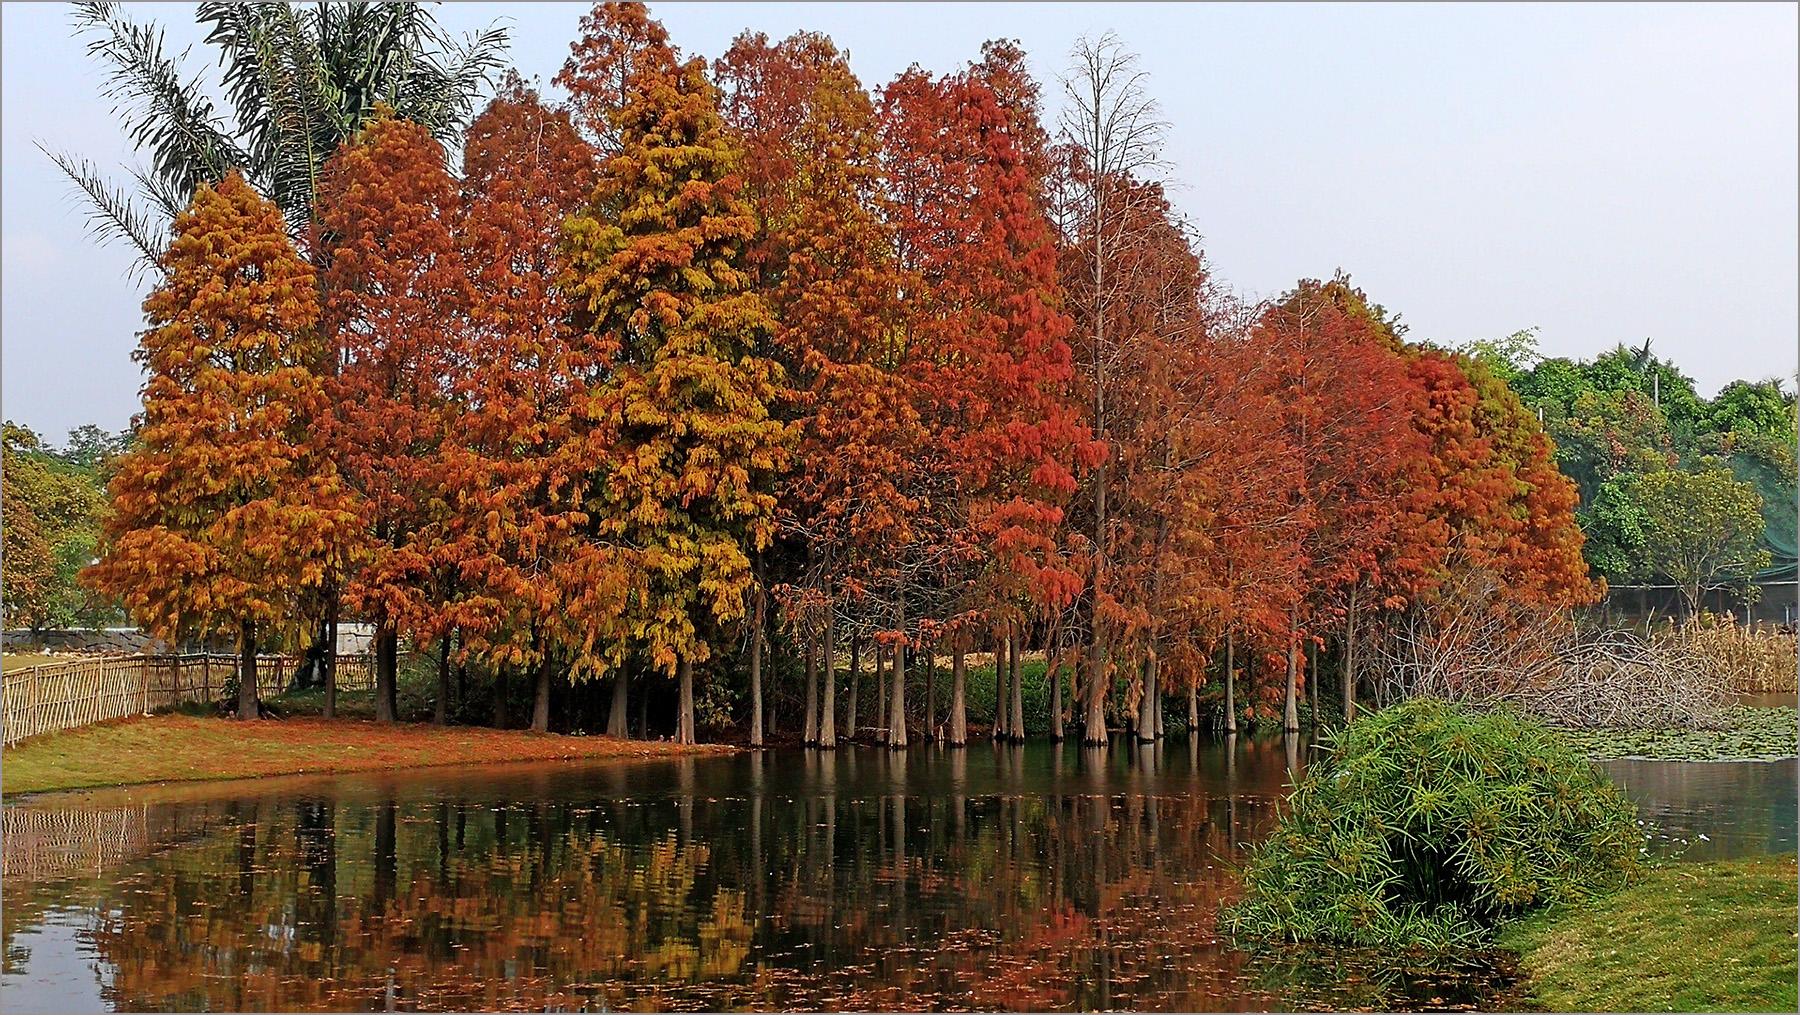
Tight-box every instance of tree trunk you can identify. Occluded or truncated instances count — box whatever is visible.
[1342,584,1358,725]
[1307,638,1319,727]
[1153,658,1165,739]
[531,656,551,733]
[889,596,908,749]
[1283,612,1299,733]
[434,633,452,725]
[1083,644,1108,746]
[1186,680,1197,735]
[237,619,259,721]
[877,640,889,737]
[819,605,837,750]
[950,639,968,746]
[608,665,630,739]
[994,634,1010,739]
[374,624,398,723]
[322,592,338,720]
[1049,644,1064,741]
[928,647,943,741]
[846,634,860,742]
[1137,652,1156,743]
[493,670,508,729]
[803,632,819,746]
[638,680,648,739]
[749,586,765,747]
[1224,628,1237,735]
[1009,624,1025,742]
[677,656,696,745]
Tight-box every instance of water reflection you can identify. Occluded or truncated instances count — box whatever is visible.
[0,738,1786,1012]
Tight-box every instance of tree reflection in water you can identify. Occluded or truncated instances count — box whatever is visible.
[9,739,1527,1012]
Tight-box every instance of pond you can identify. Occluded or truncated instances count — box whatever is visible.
[2,737,1792,1012]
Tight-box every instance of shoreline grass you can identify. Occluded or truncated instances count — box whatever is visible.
[1498,854,1798,1013]
[1,713,732,796]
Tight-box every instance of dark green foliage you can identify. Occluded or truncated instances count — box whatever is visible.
[1223,699,1643,949]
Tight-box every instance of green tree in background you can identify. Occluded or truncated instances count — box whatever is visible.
[1,422,125,629]
[1480,329,1796,591]
[1636,467,1771,617]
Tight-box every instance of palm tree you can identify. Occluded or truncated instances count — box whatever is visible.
[45,1,507,274]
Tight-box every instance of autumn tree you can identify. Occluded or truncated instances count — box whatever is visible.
[715,30,904,750]
[1253,277,1437,731]
[85,172,354,720]
[561,2,791,744]
[1055,33,1172,745]
[447,77,610,732]
[314,114,468,723]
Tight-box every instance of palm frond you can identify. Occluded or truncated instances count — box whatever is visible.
[70,1,250,200]
[197,1,332,232]
[39,144,168,279]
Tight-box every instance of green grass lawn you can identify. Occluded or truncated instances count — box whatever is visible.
[1499,854,1798,1012]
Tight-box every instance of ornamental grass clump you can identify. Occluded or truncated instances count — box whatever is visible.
[1223,699,1644,950]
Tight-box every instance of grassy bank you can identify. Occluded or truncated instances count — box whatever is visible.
[1499,854,1798,1013]
[2,714,730,795]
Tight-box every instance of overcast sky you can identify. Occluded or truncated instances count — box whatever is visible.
[4,2,1795,443]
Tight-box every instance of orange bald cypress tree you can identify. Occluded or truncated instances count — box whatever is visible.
[562,2,791,744]
[716,30,908,748]
[449,78,613,732]
[314,115,467,723]
[86,172,355,720]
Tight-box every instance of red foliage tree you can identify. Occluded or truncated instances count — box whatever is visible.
[314,114,468,722]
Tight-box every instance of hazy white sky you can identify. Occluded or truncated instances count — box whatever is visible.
[4,2,1796,442]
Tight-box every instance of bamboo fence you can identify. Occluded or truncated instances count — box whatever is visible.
[2,652,375,745]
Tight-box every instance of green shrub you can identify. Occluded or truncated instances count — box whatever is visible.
[1222,698,1644,949]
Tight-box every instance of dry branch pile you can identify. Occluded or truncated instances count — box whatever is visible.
[1370,573,1728,730]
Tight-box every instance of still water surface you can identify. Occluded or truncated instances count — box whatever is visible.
[2,737,1792,1012]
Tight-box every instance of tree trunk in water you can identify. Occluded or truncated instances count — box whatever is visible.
[677,657,696,745]
[1083,643,1108,746]
[1308,639,1319,728]
[1342,586,1358,724]
[493,671,508,729]
[374,624,398,723]
[923,645,936,741]
[1137,652,1156,743]
[1283,613,1299,733]
[1048,645,1064,741]
[890,594,908,749]
[1153,657,1165,739]
[1186,680,1197,735]
[749,588,765,747]
[434,633,452,725]
[803,634,819,746]
[877,642,889,738]
[530,656,551,733]
[608,665,630,739]
[846,634,860,742]
[237,619,259,720]
[322,592,338,720]
[889,641,908,749]
[819,606,837,750]
[994,634,1010,739]
[1224,629,1237,734]
[950,640,968,746]
[1008,624,1025,742]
